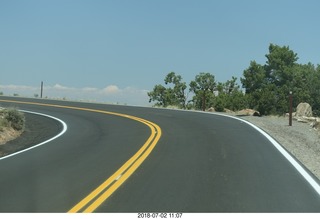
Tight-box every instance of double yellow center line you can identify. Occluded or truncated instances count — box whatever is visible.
[68,112,161,213]
[0,99,162,212]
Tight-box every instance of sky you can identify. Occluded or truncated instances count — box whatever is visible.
[1,0,320,106]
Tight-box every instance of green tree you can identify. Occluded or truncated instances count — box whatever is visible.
[241,61,266,94]
[148,72,187,108]
[189,72,216,111]
[217,76,239,94]
[305,63,320,115]
[253,83,277,115]
[216,77,247,112]
[265,44,298,86]
[148,84,169,107]
[164,72,188,108]
[241,43,306,115]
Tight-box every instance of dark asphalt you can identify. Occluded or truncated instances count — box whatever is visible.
[0,112,63,157]
[0,96,320,212]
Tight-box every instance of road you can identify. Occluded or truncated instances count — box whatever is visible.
[0,96,320,212]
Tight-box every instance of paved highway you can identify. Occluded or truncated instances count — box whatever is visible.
[0,96,320,212]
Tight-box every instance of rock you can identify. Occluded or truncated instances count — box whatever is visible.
[297,118,309,123]
[252,111,260,116]
[310,118,320,130]
[296,116,316,123]
[224,108,235,114]
[302,116,317,121]
[208,107,215,112]
[296,102,312,117]
[166,105,180,109]
[237,109,260,116]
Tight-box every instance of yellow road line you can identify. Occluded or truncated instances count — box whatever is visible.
[0,99,162,213]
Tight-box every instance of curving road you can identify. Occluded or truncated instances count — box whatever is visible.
[0,96,320,212]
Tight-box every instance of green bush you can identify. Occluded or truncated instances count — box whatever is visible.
[214,96,225,112]
[3,108,25,131]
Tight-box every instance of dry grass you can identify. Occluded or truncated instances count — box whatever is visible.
[0,126,23,145]
[0,108,25,145]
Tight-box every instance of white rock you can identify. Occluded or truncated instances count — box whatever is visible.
[296,102,313,117]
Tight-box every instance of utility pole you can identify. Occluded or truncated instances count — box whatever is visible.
[289,91,293,126]
[40,81,43,98]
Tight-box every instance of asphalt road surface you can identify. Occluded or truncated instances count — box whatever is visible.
[0,96,320,212]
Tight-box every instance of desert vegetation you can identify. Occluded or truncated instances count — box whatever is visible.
[0,108,25,145]
[148,43,320,116]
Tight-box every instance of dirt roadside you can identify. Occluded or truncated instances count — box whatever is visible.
[0,127,22,146]
[234,114,320,181]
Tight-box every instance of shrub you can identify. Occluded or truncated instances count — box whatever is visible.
[214,96,225,112]
[3,108,25,131]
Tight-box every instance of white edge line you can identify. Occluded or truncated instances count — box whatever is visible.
[154,107,320,196]
[213,112,320,196]
[0,110,68,161]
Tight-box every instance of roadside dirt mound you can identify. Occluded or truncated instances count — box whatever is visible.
[0,127,22,145]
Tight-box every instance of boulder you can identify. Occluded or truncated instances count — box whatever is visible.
[224,108,235,114]
[311,118,320,130]
[237,109,260,116]
[295,102,312,117]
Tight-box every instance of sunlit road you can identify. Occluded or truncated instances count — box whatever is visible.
[0,96,320,212]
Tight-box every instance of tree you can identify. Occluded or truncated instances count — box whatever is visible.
[217,76,239,94]
[148,84,167,107]
[148,72,187,108]
[265,44,298,86]
[164,72,188,108]
[189,72,216,111]
[304,63,320,115]
[148,84,169,107]
[216,77,247,112]
[241,61,266,94]
[241,43,305,115]
[253,83,277,115]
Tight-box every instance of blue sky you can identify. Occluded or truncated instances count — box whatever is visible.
[1,0,320,106]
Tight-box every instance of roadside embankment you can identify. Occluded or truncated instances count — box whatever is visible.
[0,107,25,146]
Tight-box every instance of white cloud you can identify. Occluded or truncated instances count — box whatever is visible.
[101,85,120,95]
[0,84,150,106]
[0,84,38,91]
[52,84,75,90]
[82,87,99,92]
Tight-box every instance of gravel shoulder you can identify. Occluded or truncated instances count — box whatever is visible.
[233,115,320,181]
